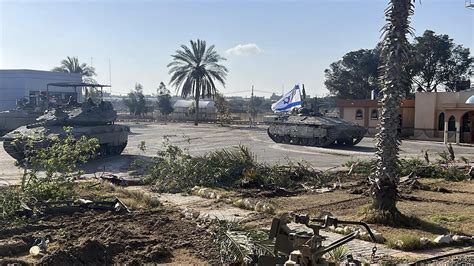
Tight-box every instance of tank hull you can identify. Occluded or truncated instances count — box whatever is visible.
[0,109,43,135]
[265,115,366,147]
[2,124,130,161]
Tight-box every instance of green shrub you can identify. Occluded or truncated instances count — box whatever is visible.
[145,141,333,192]
[345,156,468,181]
[0,127,99,221]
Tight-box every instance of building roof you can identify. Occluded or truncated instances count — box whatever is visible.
[0,69,81,79]
[336,99,415,108]
[173,99,215,108]
[336,99,378,108]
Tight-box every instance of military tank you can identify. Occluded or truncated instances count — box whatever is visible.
[2,97,130,161]
[265,111,367,147]
[0,99,46,135]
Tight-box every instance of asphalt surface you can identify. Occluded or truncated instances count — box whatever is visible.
[1,122,473,185]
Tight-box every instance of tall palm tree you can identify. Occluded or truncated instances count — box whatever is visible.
[52,56,96,83]
[370,0,414,223]
[168,39,228,125]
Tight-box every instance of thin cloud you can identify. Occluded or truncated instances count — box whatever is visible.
[226,43,263,56]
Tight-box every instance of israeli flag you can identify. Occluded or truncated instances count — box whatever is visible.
[271,85,302,113]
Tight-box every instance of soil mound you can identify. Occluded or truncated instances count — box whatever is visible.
[0,208,219,264]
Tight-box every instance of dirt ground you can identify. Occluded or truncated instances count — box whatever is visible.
[0,208,220,264]
[1,176,472,264]
[256,177,474,242]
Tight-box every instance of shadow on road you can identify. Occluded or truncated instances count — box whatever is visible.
[329,144,376,153]
[79,154,152,175]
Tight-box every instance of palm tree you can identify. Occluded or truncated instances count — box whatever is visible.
[370,0,414,224]
[168,39,228,125]
[52,56,96,83]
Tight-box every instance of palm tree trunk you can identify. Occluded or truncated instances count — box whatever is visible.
[370,0,413,223]
[194,79,200,126]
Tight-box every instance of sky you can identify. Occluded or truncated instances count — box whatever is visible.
[1,0,473,97]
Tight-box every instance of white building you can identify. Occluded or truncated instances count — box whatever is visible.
[170,99,216,121]
[0,69,82,111]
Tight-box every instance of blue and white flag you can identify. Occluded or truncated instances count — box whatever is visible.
[271,85,302,113]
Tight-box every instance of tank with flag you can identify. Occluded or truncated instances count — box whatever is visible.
[265,84,367,147]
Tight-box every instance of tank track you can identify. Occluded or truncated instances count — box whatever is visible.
[267,128,363,147]
[98,142,128,156]
[2,140,25,161]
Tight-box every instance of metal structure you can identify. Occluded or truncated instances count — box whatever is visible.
[2,83,129,160]
[265,112,366,147]
[0,83,111,135]
[258,213,377,265]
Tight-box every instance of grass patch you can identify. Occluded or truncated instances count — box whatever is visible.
[386,234,424,251]
[430,214,470,224]
[329,246,349,262]
[428,214,471,234]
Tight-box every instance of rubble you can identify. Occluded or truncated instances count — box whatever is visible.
[395,240,404,249]
[343,226,353,234]
[419,237,430,246]
[433,235,453,244]
[452,235,471,242]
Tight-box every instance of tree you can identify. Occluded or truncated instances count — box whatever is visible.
[168,39,228,126]
[156,82,174,121]
[325,30,472,98]
[123,83,147,116]
[215,93,230,125]
[411,30,473,92]
[324,49,380,99]
[369,0,414,224]
[52,56,97,83]
[157,82,171,96]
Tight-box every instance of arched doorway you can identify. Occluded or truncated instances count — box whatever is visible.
[448,115,456,132]
[461,111,474,143]
[438,112,445,131]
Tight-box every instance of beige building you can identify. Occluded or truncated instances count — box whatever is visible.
[336,99,415,137]
[337,91,474,144]
[414,91,474,144]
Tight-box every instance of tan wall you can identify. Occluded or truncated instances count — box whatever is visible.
[414,93,437,130]
[342,107,365,126]
[402,107,415,128]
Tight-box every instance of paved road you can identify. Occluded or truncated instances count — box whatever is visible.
[1,122,473,185]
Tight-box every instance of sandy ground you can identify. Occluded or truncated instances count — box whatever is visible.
[1,122,474,185]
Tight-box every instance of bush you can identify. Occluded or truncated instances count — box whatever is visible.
[346,156,469,181]
[0,127,99,221]
[145,140,334,192]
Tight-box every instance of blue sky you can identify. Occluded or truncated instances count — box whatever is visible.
[1,0,472,97]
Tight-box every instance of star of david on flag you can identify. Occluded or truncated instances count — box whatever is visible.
[271,85,302,113]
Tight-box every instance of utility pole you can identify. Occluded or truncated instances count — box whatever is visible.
[250,85,255,127]
[109,58,112,86]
